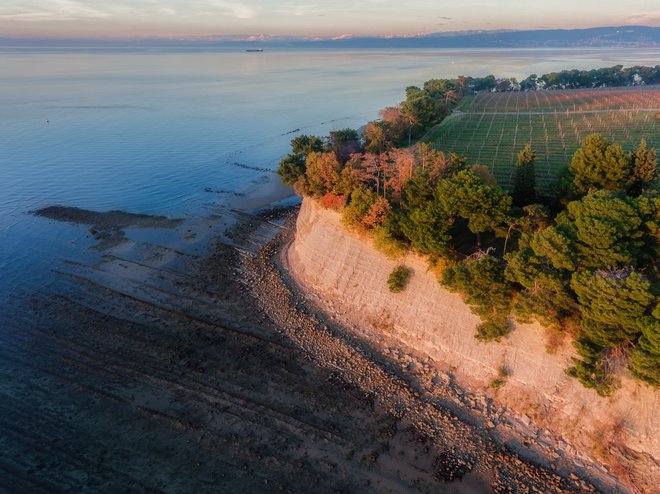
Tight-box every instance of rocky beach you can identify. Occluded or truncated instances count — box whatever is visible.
[0,199,637,493]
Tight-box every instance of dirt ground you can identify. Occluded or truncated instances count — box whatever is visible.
[0,206,602,493]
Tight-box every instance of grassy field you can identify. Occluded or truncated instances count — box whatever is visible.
[429,87,660,189]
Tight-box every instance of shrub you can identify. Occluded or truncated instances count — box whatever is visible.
[489,365,510,389]
[477,320,510,342]
[373,226,407,259]
[388,265,412,293]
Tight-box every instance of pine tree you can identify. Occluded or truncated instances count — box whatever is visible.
[628,139,657,196]
[630,307,660,387]
[569,134,630,194]
[512,144,536,207]
[568,269,655,395]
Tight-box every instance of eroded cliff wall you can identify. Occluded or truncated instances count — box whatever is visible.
[288,198,659,465]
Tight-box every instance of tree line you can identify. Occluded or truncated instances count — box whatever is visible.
[520,65,660,91]
[277,75,659,397]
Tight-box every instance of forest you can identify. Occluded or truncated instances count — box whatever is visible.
[277,66,659,397]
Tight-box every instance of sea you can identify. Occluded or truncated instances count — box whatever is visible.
[1,45,659,491]
[2,47,659,315]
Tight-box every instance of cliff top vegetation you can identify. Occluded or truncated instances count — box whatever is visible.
[277,65,659,396]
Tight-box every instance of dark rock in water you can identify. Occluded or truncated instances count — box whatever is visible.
[33,205,181,230]
[33,205,181,250]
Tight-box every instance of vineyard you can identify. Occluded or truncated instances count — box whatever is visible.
[430,87,660,188]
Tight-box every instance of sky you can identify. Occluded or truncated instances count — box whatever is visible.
[1,0,659,39]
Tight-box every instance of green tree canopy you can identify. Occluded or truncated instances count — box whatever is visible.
[437,169,512,246]
[277,134,324,187]
[628,139,658,196]
[569,269,657,395]
[567,191,644,268]
[342,186,378,229]
[571,269,654,347]
[569,134,631,195]
[531,191,645,270]
[441,256,512,341]
[277,154,306,187]
[630,305,660,387]
[401,89,439,143]
[291,134,324,155]
[512,144,536,207]
[400,198,453,257]
[327,128,361,163]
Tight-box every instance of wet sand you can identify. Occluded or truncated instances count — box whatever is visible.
[0,205,600,493]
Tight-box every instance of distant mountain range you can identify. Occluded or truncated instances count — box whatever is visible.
[3,26,660,49]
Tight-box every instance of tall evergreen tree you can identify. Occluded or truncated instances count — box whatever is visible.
[628,139,657,196]
[436,169,512,247]
[569,134,630,195]
[512,144,536,207]
[630,305,660,387]
[277,134,324,186]
[569,269,656,395]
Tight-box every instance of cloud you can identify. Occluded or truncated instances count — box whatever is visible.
[0,0,127,22]
[623,11,660,24]
[210,0,258,19]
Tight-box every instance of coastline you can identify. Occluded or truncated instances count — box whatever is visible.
[3,189,614,492]
[283,197,659,493]
[244,210,598,493]
[6,167,655,492]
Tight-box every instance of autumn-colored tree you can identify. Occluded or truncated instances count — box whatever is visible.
[363,197,393,228]
[361,153,387,197]
[302,152,342,198]
[363,121,391,154]
[320,193,347,210]
[470,164,497,186]
[379,106,408,143]
[414,145,467,183]
[385,148,417,203]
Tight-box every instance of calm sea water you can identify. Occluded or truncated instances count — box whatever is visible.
[1,47,660,311]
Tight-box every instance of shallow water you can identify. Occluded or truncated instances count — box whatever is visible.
[2,47,660,307]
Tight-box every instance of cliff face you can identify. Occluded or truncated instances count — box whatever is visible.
[288,198,659,465]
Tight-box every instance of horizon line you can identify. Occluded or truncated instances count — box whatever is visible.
[1,24,659,43]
